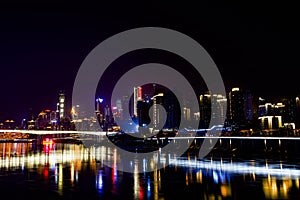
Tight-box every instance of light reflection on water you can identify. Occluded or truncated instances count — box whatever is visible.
[0,142,300,199]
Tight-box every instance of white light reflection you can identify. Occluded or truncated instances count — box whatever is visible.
[75,170,78,183]
[169,158,300,178]
[143,158,147,172]
[96,170,103,191]
[213,171,219,184]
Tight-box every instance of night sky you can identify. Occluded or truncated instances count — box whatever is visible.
[1,1,300,122]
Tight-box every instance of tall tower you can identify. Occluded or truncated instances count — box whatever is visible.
[59,91,65,119]
[199,92,211,129]
[296,96,300,128]
[133,86,142,117]
[133,87,138,117]
[229,87,245,128]
[215,93,227,126]
[243,90,253,122]
[138,86,142,101]
[152,93,164,129]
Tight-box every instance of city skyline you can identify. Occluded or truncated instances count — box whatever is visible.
[1,1,300,122]
[2,84,300,134]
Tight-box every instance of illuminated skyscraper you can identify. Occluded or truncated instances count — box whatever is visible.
[199,92,211,129]
[243,90,253,122]
[281,97,296,125]
[133,86,142,117]
[138,86,142,100]
[151,93,164,129]
[59,91,65,119]
[215,93,227,125]
[95,98,103,115]
[115,99,123,120]
[296,96,300,128]
[133,87,138,117]
[229,87,245,127]
[199,91,227,129]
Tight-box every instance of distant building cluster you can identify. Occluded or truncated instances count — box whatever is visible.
[128,85,300,136]
[196,87,300,135]
[1,85,300,136]
[223,87,300,136]
[0,91,74,131]
[27,91,74,131]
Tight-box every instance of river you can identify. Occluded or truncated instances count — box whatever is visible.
[1,139,300,200]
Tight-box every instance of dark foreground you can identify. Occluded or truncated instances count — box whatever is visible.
[1,138,300,200]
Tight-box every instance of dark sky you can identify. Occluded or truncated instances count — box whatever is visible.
[1,0,300,122]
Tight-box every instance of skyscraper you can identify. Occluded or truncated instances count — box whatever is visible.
[59,91,65,119]
[133,86,143,118]
[133,87,139,117]
[199,91,227,129]
[228,87,245,128]
[151,93,164,129]
[296,96,300,129]
[243,90,253,122]
[199,92,211,129]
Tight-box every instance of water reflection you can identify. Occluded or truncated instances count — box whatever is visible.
[0,142,300,199]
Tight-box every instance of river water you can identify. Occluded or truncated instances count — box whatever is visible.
[1,139,300,200]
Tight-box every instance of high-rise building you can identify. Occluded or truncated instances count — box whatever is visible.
[59,91,65,119]
[199,92,211,129]
[133,86,143,125]
[243,90,253,122]
[71,105,80,120]
[151,93,164,129]
[258,116,282,129]
[163,90,180,129]
[199,91,227,129]
[256,98,298,130]
[138,86,142,100]
[95,98,103,121]
[104,105,111,120]
[137,99,151,127]
[133,87,139,117]
[183,107,191,121]
[296,96,300,128]
[282,97,296,125]
[115,99,123,120]
[228,87,245,128]
[215,94,227,125]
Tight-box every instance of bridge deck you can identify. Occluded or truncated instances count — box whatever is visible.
[1,130,300,140]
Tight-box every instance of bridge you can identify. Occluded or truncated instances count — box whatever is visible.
[0,129,114,136]
[1,129,300,158]
[1,129,300,141]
